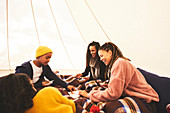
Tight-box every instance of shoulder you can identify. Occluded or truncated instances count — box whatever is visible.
[43,64,51,70]
[112,58,137,76]
[39,86,58,92]
[38,87,61,95]
[114,58,130,66]
[19,60,32,68]
[111,58,134,71]
[15,60,32,72]
[34,87,63,101]
[42,65,54,74]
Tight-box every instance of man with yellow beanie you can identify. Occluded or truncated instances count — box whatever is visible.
[15,46,75,91]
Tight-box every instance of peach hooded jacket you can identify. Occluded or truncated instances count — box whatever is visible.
[87,58,159,103]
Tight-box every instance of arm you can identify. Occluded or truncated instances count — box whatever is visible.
[43,65,68,89]
[75,66,91,79]
[15,63,43,88]
[82,66,91,77]
[99,61,107,81]
[82,66,94,81]
[87,59,126,102]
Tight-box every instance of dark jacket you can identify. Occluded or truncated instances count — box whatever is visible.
[82,60,107,81]
[15,61,68,89]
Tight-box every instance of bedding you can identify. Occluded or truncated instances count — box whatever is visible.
[59,74,156,113]
[58,70,170,113]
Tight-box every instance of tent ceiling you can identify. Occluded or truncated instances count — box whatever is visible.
[0,0,170,77]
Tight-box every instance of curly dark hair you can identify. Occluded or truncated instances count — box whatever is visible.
[0,73,36,113]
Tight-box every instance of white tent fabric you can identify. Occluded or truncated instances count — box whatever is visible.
[0,0,170,77]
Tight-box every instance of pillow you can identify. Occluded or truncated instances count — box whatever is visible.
[137,68,170,113]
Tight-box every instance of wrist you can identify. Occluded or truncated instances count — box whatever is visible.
[87,93,90,98]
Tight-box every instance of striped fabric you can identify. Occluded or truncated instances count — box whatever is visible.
[85,80,98,90]
[83,99,94,112]
[118,97,141,113]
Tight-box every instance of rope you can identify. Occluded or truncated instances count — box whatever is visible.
[0,69,15,71]
[65,0,87,44]
[30,0,40,45]
[6,0,12,72]
[84,0,111,42]
[48,0,76,70]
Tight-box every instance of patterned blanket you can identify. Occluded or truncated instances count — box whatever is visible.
[58,76,150,113]
[74,96,146,113]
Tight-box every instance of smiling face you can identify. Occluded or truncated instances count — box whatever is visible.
[98,49,112,65]
[38,52,52,65]
[89,46,97,58]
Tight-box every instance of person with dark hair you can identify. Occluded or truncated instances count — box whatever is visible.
[15,46,75,91]
[0,73,76,113]
[0,73,36,113]
[75,41,106,83]
[79,42,159,113]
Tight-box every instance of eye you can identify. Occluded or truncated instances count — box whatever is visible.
[46,57,51,59]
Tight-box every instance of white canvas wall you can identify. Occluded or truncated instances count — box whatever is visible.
[0,0,170,77]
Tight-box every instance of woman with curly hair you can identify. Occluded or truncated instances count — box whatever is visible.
[0,73,76,113]
[0,73,36,113]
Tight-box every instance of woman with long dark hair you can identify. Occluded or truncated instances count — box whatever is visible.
[75,41,106,82]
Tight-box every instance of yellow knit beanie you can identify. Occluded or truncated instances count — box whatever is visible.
[36,46,53,58]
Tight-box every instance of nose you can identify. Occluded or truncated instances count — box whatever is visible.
[47,59,50,62]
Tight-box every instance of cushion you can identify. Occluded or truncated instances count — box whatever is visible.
[137,68,170,113]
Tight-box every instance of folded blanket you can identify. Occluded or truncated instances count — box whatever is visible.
[103,97,151,113]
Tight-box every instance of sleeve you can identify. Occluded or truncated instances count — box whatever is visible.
[88,60,127,102]
[52,87,76,113]
[99,61,106,81]
[15,61,32,78]
[43,65,68,89]
[82,65,92,79]
[34,79,43,89]
[15,63,43,88]
[15,66,28,74]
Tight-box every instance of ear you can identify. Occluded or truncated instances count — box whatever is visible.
[108,50,112,56]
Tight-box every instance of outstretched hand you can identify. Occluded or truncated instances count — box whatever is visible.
[42,80,52,86]
[75,73,83,78]
[79,90,88,98]
[67,85,76,92]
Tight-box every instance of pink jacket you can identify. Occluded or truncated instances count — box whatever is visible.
[87,58,159,103]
